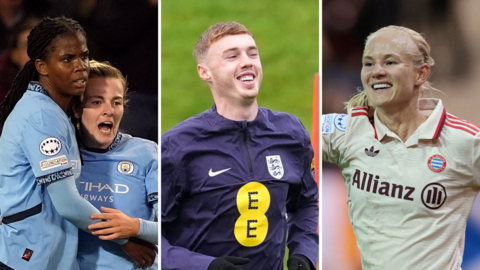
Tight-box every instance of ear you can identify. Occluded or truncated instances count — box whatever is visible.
[35,59,48,76]
[415,63,430,86]
[197,64,211,82]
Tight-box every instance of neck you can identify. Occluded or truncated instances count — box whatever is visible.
[39,78,71,113]
[376,99,427,142]
[214,99,258,121]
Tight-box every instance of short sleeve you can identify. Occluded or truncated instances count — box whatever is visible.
[20,109,76,185]
[145,141,159,206]
[322,113,347,165]
[472,133,480,187]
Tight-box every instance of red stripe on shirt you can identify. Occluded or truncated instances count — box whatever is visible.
[446,115,480,132]
[445,123,477,136]
[447,114,480,129]
[433,108,447,139]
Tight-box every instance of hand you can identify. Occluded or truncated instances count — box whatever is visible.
[287,254,313,270]
[122,237,157,269]
[207,256,250,270]
[88,206,140,240]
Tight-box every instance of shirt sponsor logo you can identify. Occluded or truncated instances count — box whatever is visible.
[78,181,130,194]
[81,194,114,203]
[334,114,348,132]
[322,114,334,134]
[79,181,130,203]
[36,168,73,185]
[40,155,68,171]
[117,161,134,174]
[351,169,415,201]
[39,137,62,156]
[428,155,446,172]
[421,183,446,209]
[266,155,284,179]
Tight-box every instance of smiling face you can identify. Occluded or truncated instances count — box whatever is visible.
[198,34,263,106]
[36,33,89,110]
[74,77,124,149]
[361,29,427,110]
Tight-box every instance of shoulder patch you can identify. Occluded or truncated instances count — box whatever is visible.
[40,137,62,156]
[322,114,334,134]
[334,114,348,132]
[323,114,348,134]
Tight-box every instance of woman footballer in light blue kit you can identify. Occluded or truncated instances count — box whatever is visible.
[0,17,155,270]
[72,60,158,270]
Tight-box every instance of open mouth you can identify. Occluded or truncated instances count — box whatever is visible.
[372,83,392,91]
[73,79,87,87]
[98,121,113,133]
[237,74,255,84]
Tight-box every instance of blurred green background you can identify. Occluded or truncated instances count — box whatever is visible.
[161,0,319,135]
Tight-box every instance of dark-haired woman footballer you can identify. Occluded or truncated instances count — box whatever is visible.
[0,17,154,270]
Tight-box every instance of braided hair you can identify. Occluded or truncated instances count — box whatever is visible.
[0,16,86,134]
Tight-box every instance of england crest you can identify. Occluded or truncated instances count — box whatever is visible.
[266,155,284,179]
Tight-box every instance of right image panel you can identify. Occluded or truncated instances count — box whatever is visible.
[323,1,480,269]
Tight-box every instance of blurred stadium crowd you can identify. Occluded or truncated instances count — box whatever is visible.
[0,0,158,142]
[323,0,480,269]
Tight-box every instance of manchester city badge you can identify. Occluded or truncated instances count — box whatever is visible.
[117,161,134,174]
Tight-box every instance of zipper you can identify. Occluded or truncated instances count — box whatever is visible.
[242,123,254,175]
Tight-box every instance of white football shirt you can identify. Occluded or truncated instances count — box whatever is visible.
[323,98,480,270]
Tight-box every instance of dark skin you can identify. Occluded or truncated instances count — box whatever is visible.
[35,33,89,112]
[32,33,156,268]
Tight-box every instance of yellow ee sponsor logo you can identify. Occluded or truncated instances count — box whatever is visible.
[234,181,270,247]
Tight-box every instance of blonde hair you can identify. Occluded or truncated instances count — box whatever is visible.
[193,22,253,63]
[88,60,129,104]
[345,26,438,111]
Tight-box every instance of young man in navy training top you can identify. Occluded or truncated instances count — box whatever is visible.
[161,22,319,270]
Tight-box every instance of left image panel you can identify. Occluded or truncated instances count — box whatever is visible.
[0,1,159,270]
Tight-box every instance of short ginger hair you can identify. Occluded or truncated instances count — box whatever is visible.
[193,22,253,63]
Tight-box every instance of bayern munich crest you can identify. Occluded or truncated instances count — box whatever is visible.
[266,155,284,179]
[428,155,446,173]
[40,137,62,156]
[117,161,134,174]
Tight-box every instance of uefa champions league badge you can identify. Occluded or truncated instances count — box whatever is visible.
[266,155,284,179]
[39,137,62,156]
[334,114,347,132]
[428,155,446,172]
[117,161,134,174]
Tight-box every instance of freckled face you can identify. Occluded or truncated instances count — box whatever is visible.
[75,77,124,149]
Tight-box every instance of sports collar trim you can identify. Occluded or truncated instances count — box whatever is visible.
[373,98,446,143]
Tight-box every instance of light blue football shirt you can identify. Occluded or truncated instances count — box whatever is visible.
[76,133,158,270]
[0,82,82,270]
